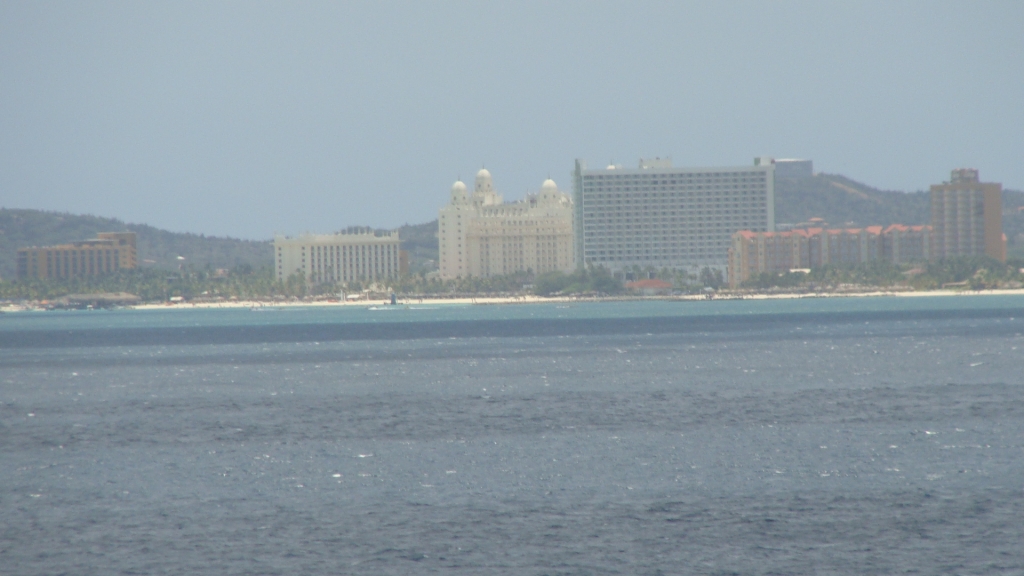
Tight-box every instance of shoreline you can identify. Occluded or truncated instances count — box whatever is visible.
[136,287,1024,310]
[4,287,1023,313]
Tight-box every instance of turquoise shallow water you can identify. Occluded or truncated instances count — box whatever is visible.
[2,295,1023,574]
[3,293,1023,333]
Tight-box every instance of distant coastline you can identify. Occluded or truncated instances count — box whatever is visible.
[5,288,1023,313]
[129,288,1024,310]
[2,284,1024,311]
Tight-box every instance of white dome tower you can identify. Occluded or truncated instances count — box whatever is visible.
[474,168,494,194]
[450,180,468,204]
[540,178,558,202]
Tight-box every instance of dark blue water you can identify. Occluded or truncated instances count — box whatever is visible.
[2,298,1023,574]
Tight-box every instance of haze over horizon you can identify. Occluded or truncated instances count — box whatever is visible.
[2,1,1022,240]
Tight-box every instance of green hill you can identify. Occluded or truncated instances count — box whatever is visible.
[0,208,446,281]
[775,174,1024,258]
[0,209,272,279]
[775,173,931,227]
[398,220,439,274]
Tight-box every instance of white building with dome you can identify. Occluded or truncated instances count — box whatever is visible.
[438,169,574,279]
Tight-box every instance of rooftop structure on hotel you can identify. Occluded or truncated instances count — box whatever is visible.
[573,157,775,275]
[766,158,813,179]
[17,232,137,280]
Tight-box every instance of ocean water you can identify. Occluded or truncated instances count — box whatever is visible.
[2,296,1023,575]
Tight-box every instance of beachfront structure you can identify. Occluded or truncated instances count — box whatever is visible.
[438,169,574,279]
[274,229,404,285]
[572,157,775,276]
[930,168,1005,261]
[17,232,137,280]
[727,224,933,288]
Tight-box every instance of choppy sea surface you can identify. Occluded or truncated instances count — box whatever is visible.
[2,296,1023,575]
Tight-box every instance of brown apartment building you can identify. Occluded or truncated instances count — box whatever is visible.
[17,232,137,280]
[930,168,1004,261]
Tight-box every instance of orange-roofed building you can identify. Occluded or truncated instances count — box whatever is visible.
[882,224,933,263]
[825,226,883,265]
[728,229,815,288]
[729,224,933,288]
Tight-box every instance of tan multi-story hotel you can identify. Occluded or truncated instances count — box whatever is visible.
[728,224,932,288]
[17,232,137,280]
[438,169,574,279]
[930,168,1004,261]
[274,229,405,285]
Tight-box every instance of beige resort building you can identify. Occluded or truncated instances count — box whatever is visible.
[439,169,574,279]
[274,229,404,284]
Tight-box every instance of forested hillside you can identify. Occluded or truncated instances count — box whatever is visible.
[775,174,1024,257]
[0,208,445,281]
[775,173,930,227]
[397,220,439,273]
[0,209,272,279]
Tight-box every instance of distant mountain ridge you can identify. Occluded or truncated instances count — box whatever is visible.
[775,173,1024,257]
[775,173,931,227]
[3,172,1022,279]
[0,209,273,279]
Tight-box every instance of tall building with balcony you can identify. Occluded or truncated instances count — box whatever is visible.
[438,169,574,279]
[274,229,404,285]
[930,168,1005,261]
[573,157,775,274]
[17,232,137,280]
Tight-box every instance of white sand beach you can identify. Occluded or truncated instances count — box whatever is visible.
[121,287,1024,311]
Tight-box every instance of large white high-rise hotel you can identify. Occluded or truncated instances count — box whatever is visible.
[573,157,775,273]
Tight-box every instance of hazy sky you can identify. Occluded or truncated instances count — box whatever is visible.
[1,2,1022,239]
